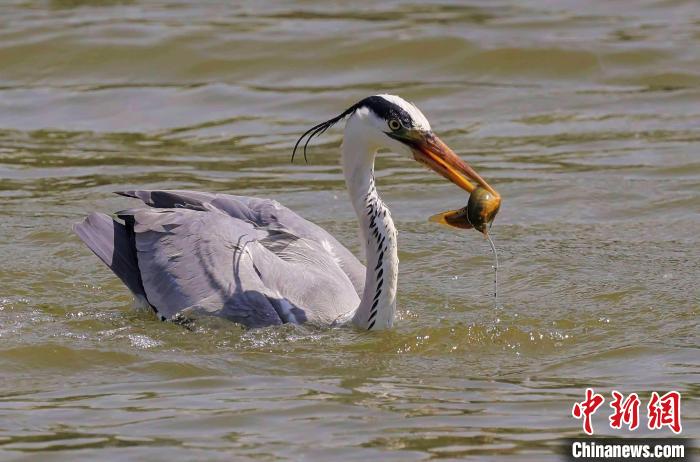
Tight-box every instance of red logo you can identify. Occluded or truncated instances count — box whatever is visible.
[572,389,682,435]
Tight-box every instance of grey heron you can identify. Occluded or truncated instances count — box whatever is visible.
[74,95,499,330]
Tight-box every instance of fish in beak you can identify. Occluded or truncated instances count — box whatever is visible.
[399,131,501,234]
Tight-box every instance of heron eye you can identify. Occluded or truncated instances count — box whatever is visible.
[388,119,401,131]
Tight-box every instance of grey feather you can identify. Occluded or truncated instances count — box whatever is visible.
[74,191,365,327]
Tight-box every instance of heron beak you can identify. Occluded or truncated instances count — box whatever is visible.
[409,132,498,195]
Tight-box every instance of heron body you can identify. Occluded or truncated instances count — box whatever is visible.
[75,95,498,330]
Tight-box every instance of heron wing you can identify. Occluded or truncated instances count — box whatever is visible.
[117,190,365,296]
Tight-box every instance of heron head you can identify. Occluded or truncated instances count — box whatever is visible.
[293,94,501,230]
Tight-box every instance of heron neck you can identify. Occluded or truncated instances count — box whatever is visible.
[342,132,398,330]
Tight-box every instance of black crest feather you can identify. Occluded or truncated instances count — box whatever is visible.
[291,103,361,163]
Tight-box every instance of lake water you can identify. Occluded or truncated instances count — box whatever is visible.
[0,1,698,460]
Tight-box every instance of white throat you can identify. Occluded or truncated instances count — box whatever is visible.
[342,115,399,330]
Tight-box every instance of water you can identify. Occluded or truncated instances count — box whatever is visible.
[1,1,699,460]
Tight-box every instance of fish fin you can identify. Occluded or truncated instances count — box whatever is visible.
[428,209,473,230]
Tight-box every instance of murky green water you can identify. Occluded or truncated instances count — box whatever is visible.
[1,1,698,460]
